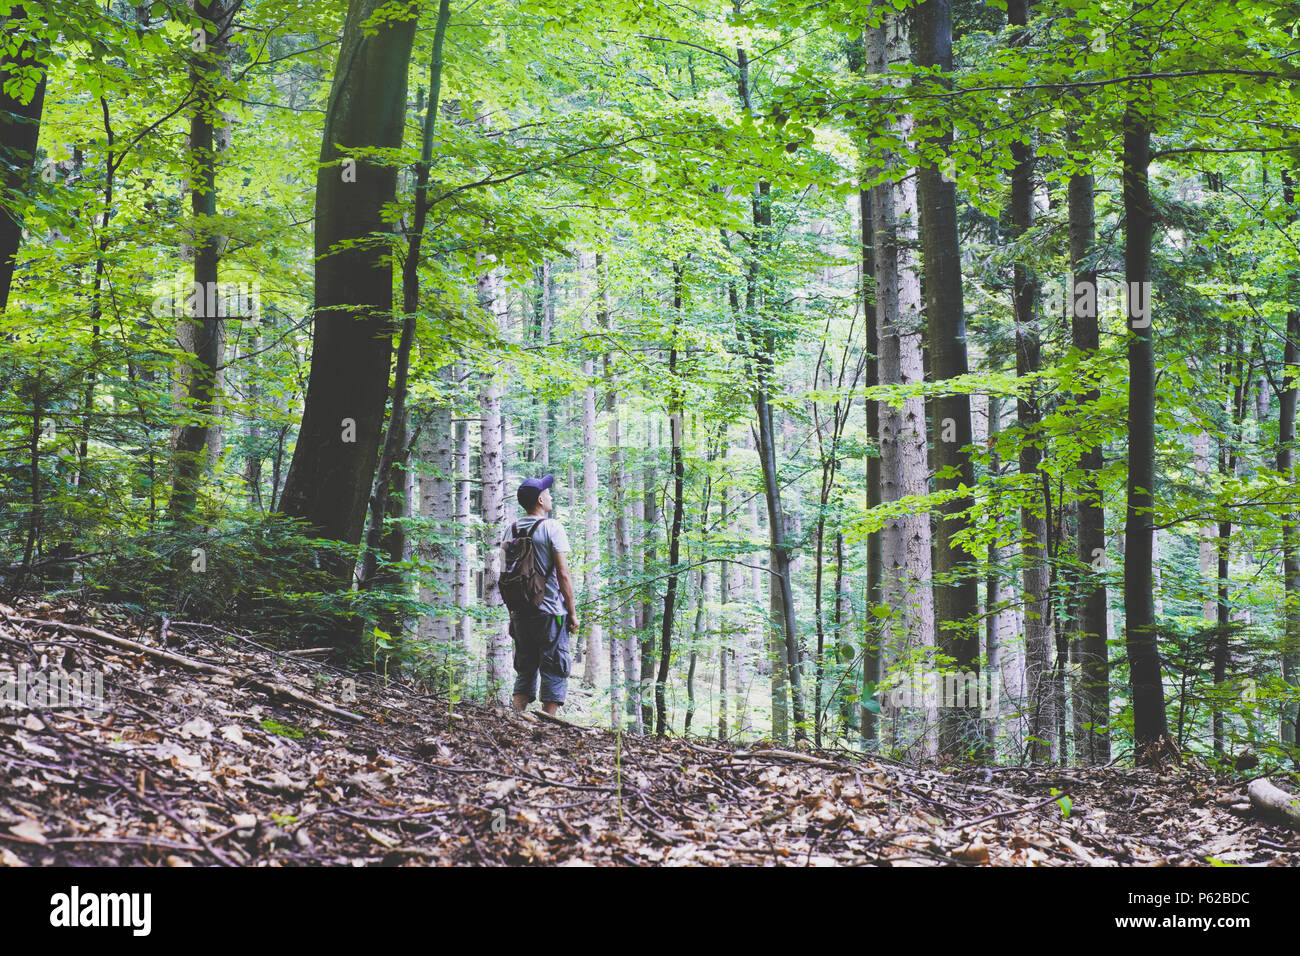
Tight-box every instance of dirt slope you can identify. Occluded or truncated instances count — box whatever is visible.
[1,598,1296,866]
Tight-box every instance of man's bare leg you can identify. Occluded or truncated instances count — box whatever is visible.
[541,701,559,716]
[512,694,529,713]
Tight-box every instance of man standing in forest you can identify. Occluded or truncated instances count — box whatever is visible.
[504,475,578,715]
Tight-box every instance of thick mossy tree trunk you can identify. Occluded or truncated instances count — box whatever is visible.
[278,0,417,590]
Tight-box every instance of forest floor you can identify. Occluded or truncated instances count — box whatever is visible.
[2,596,1298,867]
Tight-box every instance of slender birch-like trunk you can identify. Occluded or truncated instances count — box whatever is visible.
[479,263,510,703]
[579,252,603,687]
[418,366,457,648]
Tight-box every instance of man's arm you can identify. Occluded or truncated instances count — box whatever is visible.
[553,550,578,633]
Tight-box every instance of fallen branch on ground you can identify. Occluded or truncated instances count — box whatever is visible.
[533,710,595,733]
[8,615,364,723]
[1247,778,1300,830]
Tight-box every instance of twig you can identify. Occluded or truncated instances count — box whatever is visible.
[950,792,1069,829]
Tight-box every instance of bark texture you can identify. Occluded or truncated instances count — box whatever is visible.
[278,0,417,583]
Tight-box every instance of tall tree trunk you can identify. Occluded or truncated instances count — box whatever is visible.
[170,0,232,526]
[622,479,641,729]
[1194,427,1217,625]
[718,438,731,739]
[747,460,763,735]
[868,19,935,755]
[686,562,708,733]
[639,422,658,733]
[814,491,827,747]
[687,430,716,736]
[1069,141,1110,764]
[755,382,802,740]
[479,264,510,703]
[1280,311,1300,748]
[454,395,473,653]
[656,278,687,736]
[1007,0,1054,763]
[277,0,417,588]
[1280,171,1300,748]
[580,252,603,687]
[81,99,123,494]
[1054,496,1071,764]
[16,376,42,588]
[732,23,802,741]
[914,0,981,756]
[749,266,804,740]
[600,253,627,729]
[834,532,855,737]
[984,393,1004,753]
[533,261,553,465]
[1214,512,1231,756]
[242,316,265,509]
[360,3,451,626]
[418,369,457,652]
[1121,90,1172,760]
[1213,342,1248,753]
[811,296,863,742]
[0,4,47,313]
[76,140,110,491]
[861,185,883,748]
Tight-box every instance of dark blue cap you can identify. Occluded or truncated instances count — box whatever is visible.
[517,474,554,508]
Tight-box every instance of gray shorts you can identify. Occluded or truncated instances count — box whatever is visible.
[511,611,569,704]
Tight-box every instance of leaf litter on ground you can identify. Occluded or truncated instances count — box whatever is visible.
[1,597,1297,867]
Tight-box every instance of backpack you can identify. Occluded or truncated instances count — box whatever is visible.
[499,519,547,615]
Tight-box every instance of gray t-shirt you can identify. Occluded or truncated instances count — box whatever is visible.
[501,515,571,616]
